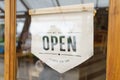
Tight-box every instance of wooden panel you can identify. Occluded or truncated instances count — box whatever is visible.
[107,0,120,80]
[4,0,16,80]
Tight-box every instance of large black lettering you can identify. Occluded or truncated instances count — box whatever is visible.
[43,36,49,50]
[67,36,76,52]
[51,36,58,50]
[60,36,65,51]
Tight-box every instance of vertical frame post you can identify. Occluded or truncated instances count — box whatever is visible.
[107,0,120,80]
[4,0,16,80]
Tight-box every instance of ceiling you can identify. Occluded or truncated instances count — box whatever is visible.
[0,0,109,37]
[0,0,109,23]
[0,0,109,13]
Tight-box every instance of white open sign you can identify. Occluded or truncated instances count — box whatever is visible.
[30,3,94,73]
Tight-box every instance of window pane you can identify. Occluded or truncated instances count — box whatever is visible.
[16,1,108,80]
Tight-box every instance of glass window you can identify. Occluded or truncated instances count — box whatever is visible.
[16,1,108,80]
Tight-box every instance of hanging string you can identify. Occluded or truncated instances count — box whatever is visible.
[55,0,67,33]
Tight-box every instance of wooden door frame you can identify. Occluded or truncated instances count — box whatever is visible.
[4,0,16,80]
[4,0,120,80]
[107,0,120,80]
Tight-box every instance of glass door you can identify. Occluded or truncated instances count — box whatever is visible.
[16,0,108,80]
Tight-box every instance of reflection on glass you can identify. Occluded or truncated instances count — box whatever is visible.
[0,24,4,80]
[16,7,107,80]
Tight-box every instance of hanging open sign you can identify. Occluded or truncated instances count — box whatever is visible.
[29,3,94,73]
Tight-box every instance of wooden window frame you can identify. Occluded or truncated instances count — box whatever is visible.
[4,0,120,80]
[107,0,120,80]
[4,0,16,80]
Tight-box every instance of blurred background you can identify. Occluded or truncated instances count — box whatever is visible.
[0,0,109,80]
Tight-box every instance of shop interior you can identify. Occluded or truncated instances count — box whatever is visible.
[0,0,108,80]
